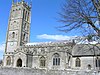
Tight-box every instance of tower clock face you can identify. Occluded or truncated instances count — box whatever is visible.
[10,42,14,46]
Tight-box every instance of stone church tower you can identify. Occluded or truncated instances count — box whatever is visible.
[3,0,31,67]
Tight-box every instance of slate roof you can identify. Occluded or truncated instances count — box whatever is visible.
[72,44,100,56]
[25,41,74,47]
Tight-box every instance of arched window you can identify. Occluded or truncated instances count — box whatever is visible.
[24,23,26,30]
[23,9,25,19]
[75,57,81,67]
[27,12,29,21]
[95,57,100,68]
[12,32,15,38]
[17,58,22,67]
[6,56,11,65]
[40,56,46,67]
[25,11,27,21]
[23,33,25,41]
[87,64,91,70]
[53,53,60,66]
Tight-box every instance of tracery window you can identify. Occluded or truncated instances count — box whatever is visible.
[53,53,60,66]
[75,57,81,67]
[6,56,11,66]
[40,56,46,67]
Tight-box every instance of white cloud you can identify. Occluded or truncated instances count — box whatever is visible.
[0,43,5,52]
[37,34,78,41]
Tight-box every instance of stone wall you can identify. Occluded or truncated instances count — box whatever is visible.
[0,67,100,75]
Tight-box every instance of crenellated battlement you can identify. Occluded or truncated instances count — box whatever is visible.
[14,41,73,56]
[12,0,32,10]
[25,41,75,47]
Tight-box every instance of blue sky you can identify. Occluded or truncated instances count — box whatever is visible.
[0,0,79,59]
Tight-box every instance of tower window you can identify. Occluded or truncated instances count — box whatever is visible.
[12,32,15,38]
[24,23,26,30]
[27,12,30,21]
[23,33,26,41]
[23,9,25,20]
[53,53,60,66]
[75,57,81,67]
[26,37,28,42]
[40,56,46,67]
[6,56,11,66]
[27,25,29,31]
[25,11,27,21]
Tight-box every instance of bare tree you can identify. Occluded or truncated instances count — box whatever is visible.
[58,0,100,37]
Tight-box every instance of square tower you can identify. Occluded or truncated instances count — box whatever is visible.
[3,0,31,67]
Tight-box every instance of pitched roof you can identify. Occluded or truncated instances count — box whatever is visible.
[72,44,100,56]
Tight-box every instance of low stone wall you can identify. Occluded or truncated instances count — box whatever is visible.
[0,67,99,75]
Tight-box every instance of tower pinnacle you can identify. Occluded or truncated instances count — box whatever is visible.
[21,0,24,2]
[30,0,32,8]
[12,0,14,4]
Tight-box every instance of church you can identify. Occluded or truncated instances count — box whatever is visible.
[3,0,100,71]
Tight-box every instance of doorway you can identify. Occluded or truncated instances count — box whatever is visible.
[17,59,22,67]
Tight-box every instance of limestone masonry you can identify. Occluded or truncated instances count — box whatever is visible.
[2,0,100,75]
